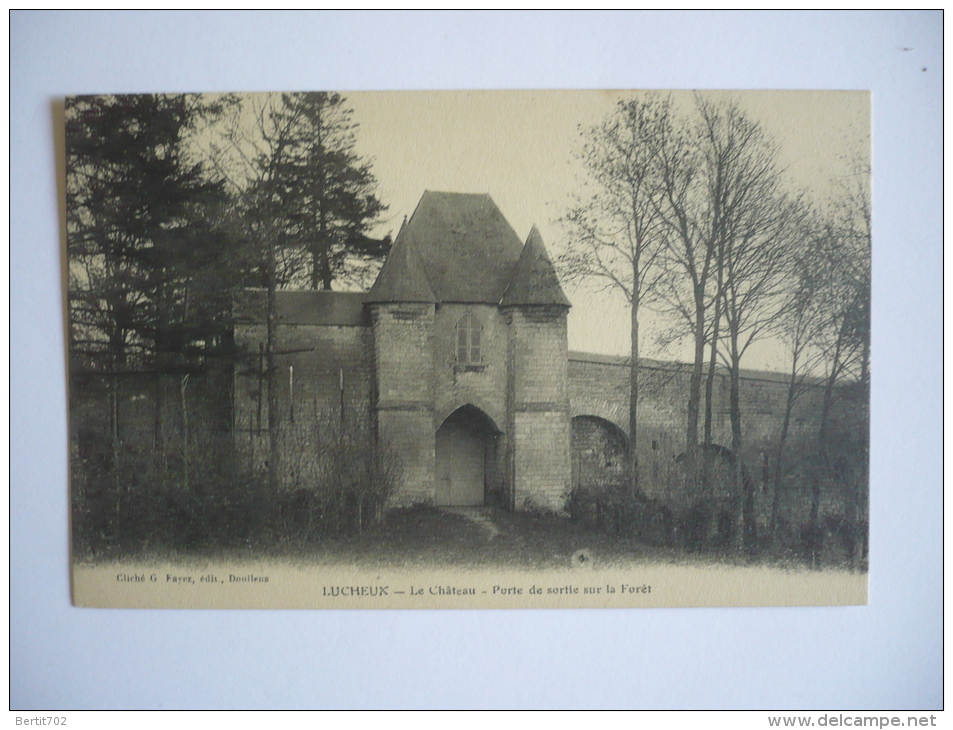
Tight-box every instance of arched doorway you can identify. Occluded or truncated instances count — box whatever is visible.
[435,405,500,507]
[570,415,629,491]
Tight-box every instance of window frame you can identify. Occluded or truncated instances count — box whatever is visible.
[455,312,484,368]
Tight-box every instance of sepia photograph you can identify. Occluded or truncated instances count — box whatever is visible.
[67,89,870,609]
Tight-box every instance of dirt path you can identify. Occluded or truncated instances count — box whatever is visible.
[437,507,502,540]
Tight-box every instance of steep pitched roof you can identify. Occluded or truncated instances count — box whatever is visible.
[366,231,436,303]
[501,226,571,307]
[393,191,525,303]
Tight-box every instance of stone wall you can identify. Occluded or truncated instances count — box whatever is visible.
[232,321,374,487]
[568,352,836,510]
[370,303,436,504]
[569,353,827,447]
[505,306,572,511]
[231,291,855,518]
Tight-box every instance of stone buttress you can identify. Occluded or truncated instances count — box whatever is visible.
[501,226,572,511]
[365,230,437,504]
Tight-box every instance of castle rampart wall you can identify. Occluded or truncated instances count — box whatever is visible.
[568,351,842,509]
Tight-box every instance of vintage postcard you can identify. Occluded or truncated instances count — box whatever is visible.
[67,89,869,608]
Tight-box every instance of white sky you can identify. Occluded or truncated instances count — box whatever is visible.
[343,89,869,371]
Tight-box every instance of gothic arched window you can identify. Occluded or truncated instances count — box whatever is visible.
[456,312,482,365]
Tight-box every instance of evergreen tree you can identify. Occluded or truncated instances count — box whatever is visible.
[66,94,233,371]
[269,92,388,290]
[214,91,389,490]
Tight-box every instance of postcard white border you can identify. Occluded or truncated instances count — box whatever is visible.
[10,10,942,709]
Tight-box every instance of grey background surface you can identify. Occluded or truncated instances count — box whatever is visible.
[10,10,942,709]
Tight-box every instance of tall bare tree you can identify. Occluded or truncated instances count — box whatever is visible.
[559,96,671,494]
[817,159,871,434]
[769,215,832,542]
[650,96,801,548]
[230,95,305,491]
[210,95,315,490]
[650,101,715,468]
[812,161,871,541]
[696,99,801,548]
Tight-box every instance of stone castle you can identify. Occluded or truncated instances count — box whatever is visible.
[233,191,834,516]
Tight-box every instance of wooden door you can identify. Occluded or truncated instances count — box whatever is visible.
[436,419,485,506]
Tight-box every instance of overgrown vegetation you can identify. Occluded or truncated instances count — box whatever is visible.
[70,380,401,559]
[67,92,394,558]
[566,402,868,570]
[559,92,869,561]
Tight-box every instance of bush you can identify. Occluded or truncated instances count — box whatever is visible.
[71,426,270,556]
[71,409,404,557]
[567,481,628,532]
[277,414,401,540]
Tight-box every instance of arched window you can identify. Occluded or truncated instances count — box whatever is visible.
[456,313,482,365]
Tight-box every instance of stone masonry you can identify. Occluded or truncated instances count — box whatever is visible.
[233,191,845,517]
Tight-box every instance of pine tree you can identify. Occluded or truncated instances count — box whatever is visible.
[269,92,388,290]
[66,93,233,371]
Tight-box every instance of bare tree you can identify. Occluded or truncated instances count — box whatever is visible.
[768,215,832,542]
[817,159,871,436]
[696,99,802,549]
[650,97,719,469]
[559,96,671,494]
[204,93,391,490]
[651,96,799,547]
[811,161,871,545]
[209,94,309,491]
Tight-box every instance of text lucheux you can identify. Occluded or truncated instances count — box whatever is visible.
[322,585,388,597]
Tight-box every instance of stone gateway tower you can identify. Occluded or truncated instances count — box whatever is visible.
[367,191,572,511]
[232,190,849,525]
[234,191,572,512]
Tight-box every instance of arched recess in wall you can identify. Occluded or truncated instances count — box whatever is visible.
[435,404,503,508]
[570,415,630,492]
[673,442,740,503]
[568,399,628,438]
[434,397,504,436]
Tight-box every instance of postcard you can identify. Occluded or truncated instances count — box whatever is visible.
[67,89,869,608]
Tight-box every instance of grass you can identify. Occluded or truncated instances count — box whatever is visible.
[300,506,664,570]
[74,504,864,573]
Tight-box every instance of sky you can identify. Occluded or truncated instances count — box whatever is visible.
[199,89,869,371]
[342,89,870,371]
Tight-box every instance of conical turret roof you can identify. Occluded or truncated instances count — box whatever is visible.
[366,230,436,304]
[391,191,525,303]
[500,226,571,307]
